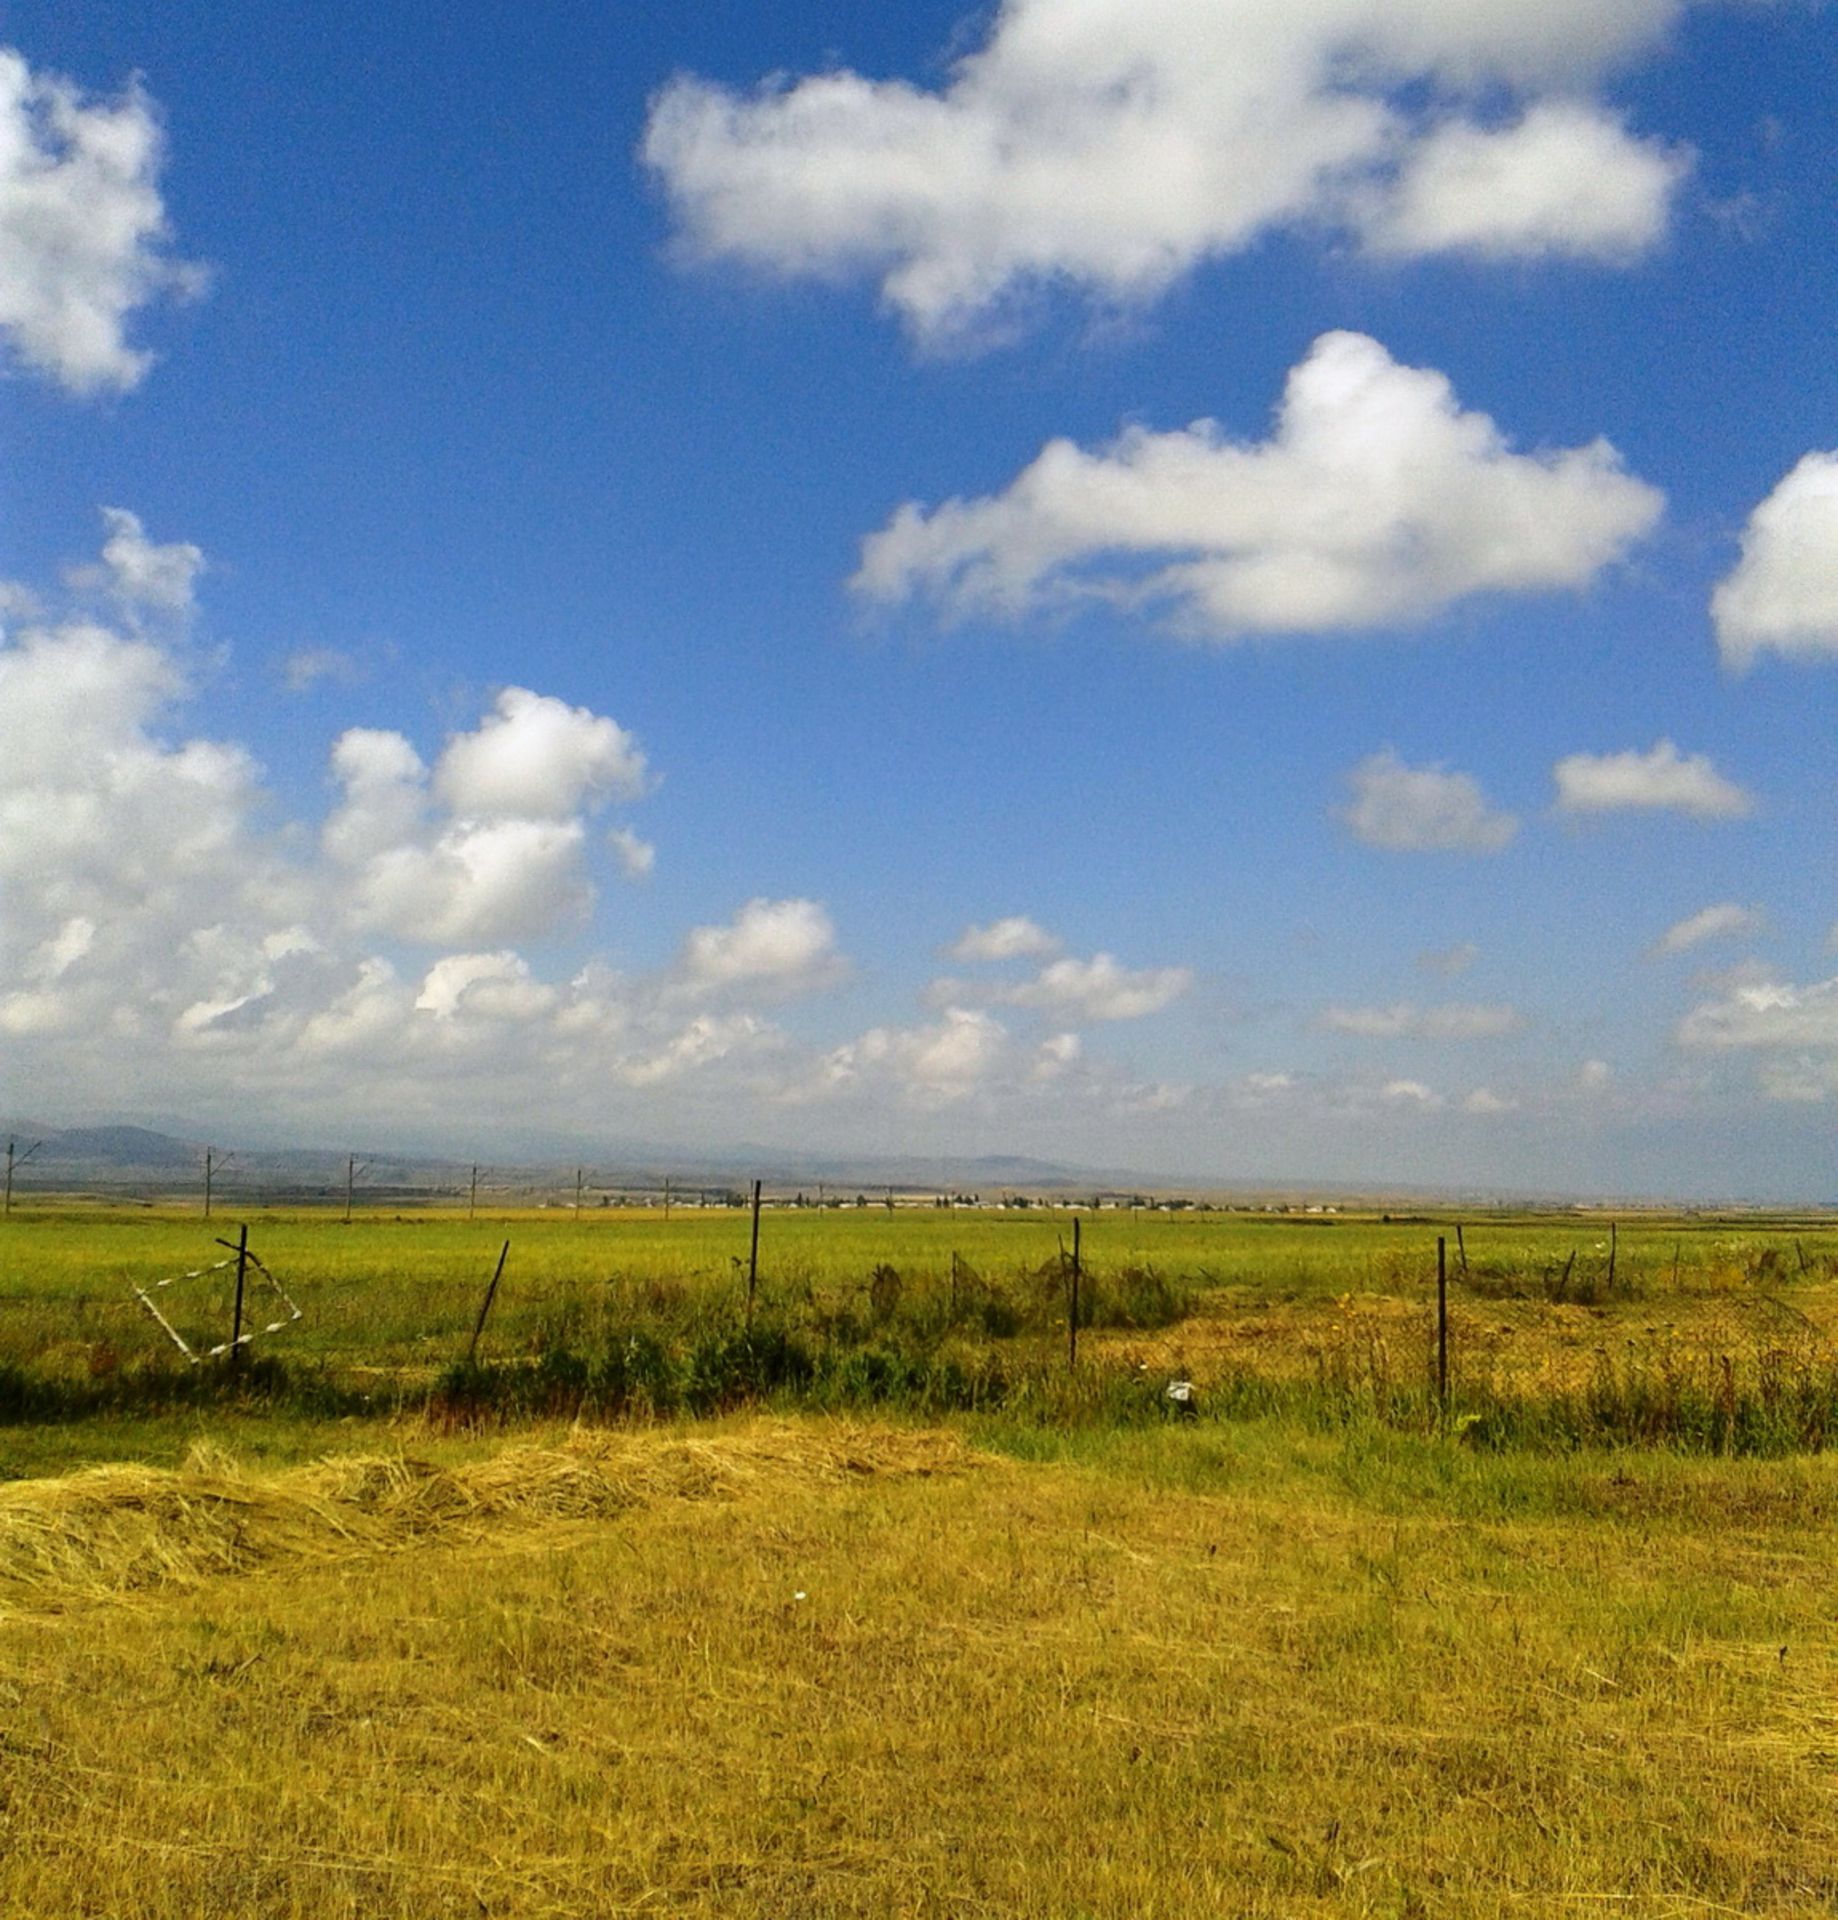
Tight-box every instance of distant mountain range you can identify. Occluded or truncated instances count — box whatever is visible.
[0,1118,1117,1199]
[5,1116,1792,1209]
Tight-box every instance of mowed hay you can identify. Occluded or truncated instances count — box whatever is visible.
[0,1420,973,1611]
[2,1424,1837,1917]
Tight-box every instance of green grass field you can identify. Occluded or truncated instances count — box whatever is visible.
[3,1201,1838,1467]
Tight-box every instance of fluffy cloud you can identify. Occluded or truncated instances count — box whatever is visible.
[855,333,1661,638]
[1320,1002,1523,1039]
[1675,973,1838,1099]
[1342,749,1519,852]
[1359,100,1684,260]
[1711,453,1838,669]
[0,607,295,1050]
[314,689,656,946]
[87,507,204,614]
[1381,1079,1442,1108]
[1552,741,1753,819]
[946,915,1060,963]
[0,514,793,1120]
[927,949,1192,1021]
[1648,902,1764,958]
[817,1007,1013,1106]
[433,687,648,819]
[677,897,845,997]
[280,647,363,693]
[1004,955,1192,1022]
[608,826,656,881]
[1677,975,1838,1055]
[413,952,557,1024]
[643,0,1690,344]
[0,49,200,392]
[1032,1032,1083,1081]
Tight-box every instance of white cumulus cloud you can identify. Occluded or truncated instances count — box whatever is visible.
[1648,902,1764,958]
[1711,453,1838,669]
[433,687,648,819]
[1320,1002,1523,1039]
[1677,975,1838,1054]
[945,915,1060,962]
[643,0,1691,345]
[320,688,655,946]
[1360,100,1685,261]
[1553,741,1753,819]
[0,513,856,1129]
[85,507,205,614]
[677,897,845,997]
[0,48,201,393]
[1676,972,1838,1100]
[608,825,656,881]
[1342,749,1519,852]
[1004,954,1192,1022]
[855,333,1662,638]
[818,1007,1012,1106]
[280,647,363,694]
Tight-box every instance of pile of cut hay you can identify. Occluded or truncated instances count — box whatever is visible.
[0,1420,974,1613]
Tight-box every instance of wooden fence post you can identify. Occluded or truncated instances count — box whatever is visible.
[466,1241,511,1365]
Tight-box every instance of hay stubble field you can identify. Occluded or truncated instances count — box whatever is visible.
[2,1203,1837,1915]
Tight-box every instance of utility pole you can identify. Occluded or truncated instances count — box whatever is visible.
[663,1175,671,1223]
[469,1163,479,1220]
[575,1167,585,1214]
[203,1148,239,1220]
[4,1139,42,1218]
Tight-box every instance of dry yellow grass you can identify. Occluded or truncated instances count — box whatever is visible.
[1,1416,1837,1916]
[0,1423,969,1612]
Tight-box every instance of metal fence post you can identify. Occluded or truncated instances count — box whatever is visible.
[230,1223,249,1370]
[1436,1234,1449,1415]
[1068,1216,1081,1370]
[746,1179,762,1328]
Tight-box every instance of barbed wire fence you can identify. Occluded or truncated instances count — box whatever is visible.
[6,1169,1838,1444]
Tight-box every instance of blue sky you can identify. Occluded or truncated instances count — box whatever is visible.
[2,0,1836,1195]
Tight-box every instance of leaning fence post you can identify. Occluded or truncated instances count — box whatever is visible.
[230,1223,249,1369]
[1068,1216,1081,1370]
[1436,1234,1449,1416]
[746,1179,762,1328]
[466,1240,511,1365]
